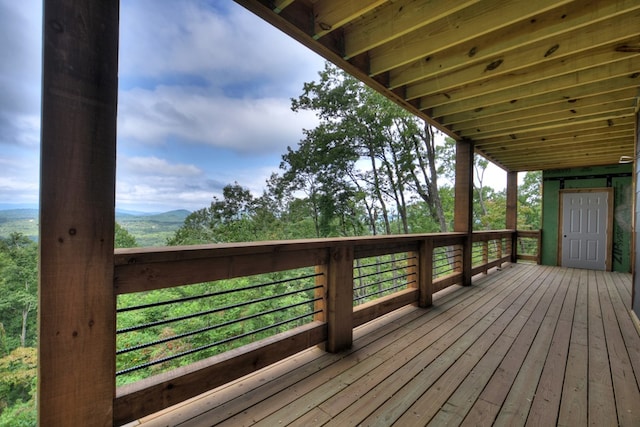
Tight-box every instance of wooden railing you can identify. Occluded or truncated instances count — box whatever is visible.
[516,229,542,264]
[112,229,539,425]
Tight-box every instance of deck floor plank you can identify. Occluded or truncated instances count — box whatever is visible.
[394,265,549,427]
[587,270,618,426]
[248,266,534,426]
[131,264,640,427]
[607,272,640,391]
[557,269,589,427]
[524,267,579,427]
[491,266,570,426]
[458,266,560,425]
[325,265,539,427]
[597,271,640,426]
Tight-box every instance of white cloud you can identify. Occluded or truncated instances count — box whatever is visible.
[1,0,328,211]
[116,155,220,211]
[119,1,324,95]
[118,85,319,154]
[0,156,39,206]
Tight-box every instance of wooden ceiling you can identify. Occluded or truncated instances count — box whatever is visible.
[234,0,640,172]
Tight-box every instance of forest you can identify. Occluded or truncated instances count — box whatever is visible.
[0,64,541,426]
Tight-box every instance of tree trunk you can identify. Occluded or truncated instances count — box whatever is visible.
[367,143,391,234]
[20,280,31,347]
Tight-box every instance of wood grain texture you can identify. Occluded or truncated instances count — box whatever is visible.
[38,1,119,425]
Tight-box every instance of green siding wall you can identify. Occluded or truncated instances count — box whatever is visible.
[541,165,632,273]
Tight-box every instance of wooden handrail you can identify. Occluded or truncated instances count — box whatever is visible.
[113,230,529,425]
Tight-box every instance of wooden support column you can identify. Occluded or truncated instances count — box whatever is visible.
[326,246,354,353]
[454,140,474,286]
[39,1,119,425]
[633,110,640,318]
[506,170,518,262]
[413,240,434,308]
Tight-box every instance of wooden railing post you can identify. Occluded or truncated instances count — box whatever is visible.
[482,240,489,273]
[326,246,354,353]
[506,171,518,263]
[314,265,327,323]
[417,240,434,307]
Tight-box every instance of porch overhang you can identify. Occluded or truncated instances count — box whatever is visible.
[234,0,640,172]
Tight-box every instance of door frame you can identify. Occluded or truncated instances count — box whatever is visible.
[557,187,614,271]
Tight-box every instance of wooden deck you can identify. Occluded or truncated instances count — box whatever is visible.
[127,263,640,427]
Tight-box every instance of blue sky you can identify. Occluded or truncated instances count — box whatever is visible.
[1,0,505,213]
[1,0,324,212]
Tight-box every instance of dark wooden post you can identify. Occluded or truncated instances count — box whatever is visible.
[413,240,434,307]
[506,170,518,262]
[39,1,119,425]
[326,246,354,352]
[454,140,474,286]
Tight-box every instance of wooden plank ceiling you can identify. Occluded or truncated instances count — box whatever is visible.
[234,0,640,172]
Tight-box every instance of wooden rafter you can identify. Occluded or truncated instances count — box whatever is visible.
[235,0,640,171]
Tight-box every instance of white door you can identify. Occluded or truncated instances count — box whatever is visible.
[561,191,609,270]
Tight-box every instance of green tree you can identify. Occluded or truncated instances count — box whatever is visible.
[115,222,138,248]
[518,171,542,229]
[285,62,446,236]
[167,183,279,245]
[0,234,38,351]
[0,347,37,424]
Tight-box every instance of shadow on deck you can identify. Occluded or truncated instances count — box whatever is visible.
[127,263,640,426]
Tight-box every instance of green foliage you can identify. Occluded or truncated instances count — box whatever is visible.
[0,399,36,427]
[518,171,542,230]
[116,210,190,247]
[0,234,38,352]
[283,62,447,236]
[0,210,38,242]
[115,222,138,248]
[115,270,319,386]
[0,347,36,424]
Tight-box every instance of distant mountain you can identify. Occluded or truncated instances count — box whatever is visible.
[0,208,39,219]
[0,209,191,247]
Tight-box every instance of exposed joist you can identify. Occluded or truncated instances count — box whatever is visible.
[483,136,631,161]
[476,127,635,153]
[273,0,295,13]
[312,0,385,39]
[236,0,639,172]
[420,54,640,113]
[404,14,640,101]
[389,0,640,89]
[454,99,637,136]
[367,0,572,75]
[438,81,640,125]
[342,0,480,59]
[465,107,636,140]
[476,119,636,147]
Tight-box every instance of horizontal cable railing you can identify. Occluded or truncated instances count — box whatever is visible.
[516,230,542,263]
[353,253,417,306]
[433,245,462,278]
[115,269,322,386]
[113,230,526,425]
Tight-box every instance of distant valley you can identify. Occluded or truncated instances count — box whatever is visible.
[0,208,191,247]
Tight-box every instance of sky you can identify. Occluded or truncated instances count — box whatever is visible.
[0,0,505,213]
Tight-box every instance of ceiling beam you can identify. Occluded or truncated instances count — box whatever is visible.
[343,0,480,59]
[312,0,385,40]
[366,0,572,75]
[404,14,640,100]
[388,0,640,89]
[420,54,640,113]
